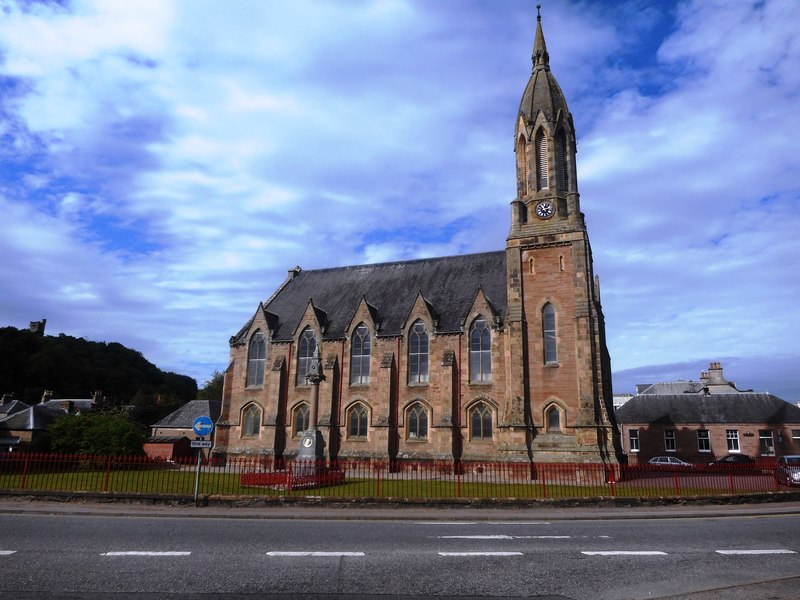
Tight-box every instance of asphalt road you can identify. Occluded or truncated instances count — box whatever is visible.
[0,499,799,599]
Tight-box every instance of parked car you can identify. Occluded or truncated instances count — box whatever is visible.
[647,456,693,469]
[774,455,800,487]
[709,454,755,466]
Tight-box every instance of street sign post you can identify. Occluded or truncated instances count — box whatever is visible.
[190,440,213,448]
[191,416,214,506]
[192,415,214,437]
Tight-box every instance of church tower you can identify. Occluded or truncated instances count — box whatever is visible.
[506,8,620,463]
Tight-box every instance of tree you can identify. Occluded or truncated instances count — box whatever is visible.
[197,370,224,400]
[49,414,146,456]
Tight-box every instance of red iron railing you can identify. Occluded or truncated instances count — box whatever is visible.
[0,453,787,500]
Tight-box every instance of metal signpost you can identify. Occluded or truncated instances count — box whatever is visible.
[191,416,214,506]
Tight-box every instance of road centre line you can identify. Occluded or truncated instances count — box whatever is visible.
[439,552,524,557]
[101,551,191,556]
[0,551,17,555]
[716,549,796,555]
[437,535,513,540]
[415,522,477,525]
[581,551,667,556]
[486,522,551,525]
[266,551,365,557]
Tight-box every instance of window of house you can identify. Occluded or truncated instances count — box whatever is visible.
[697,429,711,453]
[629,429,639,453]
[470,402,493,441]
[246,331,266,387]
[469,317,491,382]
[726,429,740,452]
[242,404,261,437]
[293,403,309,437]
[348,404,368,439]
[546,405,561,432]
[408,320,429,384]
[543,303,557,364]
[296,327,317,385]
[793,430,800,452]
[407,402,428,440]
[536,130,548,190]
[664,429,676,452]
[759,430,775,456]
[350,324,371,384]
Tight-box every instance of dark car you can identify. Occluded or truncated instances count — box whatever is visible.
[709,454,755,466]
[774,455,800,487]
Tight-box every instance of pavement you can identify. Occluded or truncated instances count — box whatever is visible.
[2,493,800,521]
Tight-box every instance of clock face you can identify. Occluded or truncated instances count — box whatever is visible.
[535,200,555,219]
[302,436,313,448]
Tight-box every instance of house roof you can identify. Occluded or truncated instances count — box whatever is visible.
[0,399,29,416]
[236,251,508,343]
[615,393,800,425]
[0,405,66,431]
[152,400,222,429]
[145,436,190,444]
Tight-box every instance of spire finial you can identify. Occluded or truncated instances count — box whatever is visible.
[532,3,549,70]
[537,3,541,22]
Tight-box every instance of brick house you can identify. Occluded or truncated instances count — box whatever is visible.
[214,13,621,466]
[616,364,800,464]
[145,399,221,461]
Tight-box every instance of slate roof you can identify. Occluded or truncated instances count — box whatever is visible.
[237,251,508,343]
[0,400,29,417]
[0,405,66,431]
[152,400,222,429]
[615,393,800,425]
[42,399,95,412]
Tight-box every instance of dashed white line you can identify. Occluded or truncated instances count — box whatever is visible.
[0,551,17,556]
[101,551,191,556]
[716,549,796,555]
[581,551,667,556]
[514,535,572,539]
[438,552,523,557]
[266,551,365,557]
[436,535,513,540]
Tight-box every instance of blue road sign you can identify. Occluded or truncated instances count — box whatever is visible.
[192,415,214,437]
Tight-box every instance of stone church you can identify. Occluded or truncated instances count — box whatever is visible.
[214,13,621,465]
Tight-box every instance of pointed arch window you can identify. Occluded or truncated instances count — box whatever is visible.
[543,303,557,364]
[293,403,310,437]
[408,320,429,384]
[348,403,369,439]
[350,324,371,384]
[555,129,568,192]
[407,402,428,440]
[517,135,528,196]
[536,130,549,190]
[246,331,267,387]
[242,404,261,437]
[469,317,492,382]
[546,405,562,432]
[296,327,317,385]
[470,402,493,441]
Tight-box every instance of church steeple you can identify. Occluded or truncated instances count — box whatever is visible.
[532,4,550,71]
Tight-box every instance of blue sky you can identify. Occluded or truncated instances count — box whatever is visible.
[0,0,798,402]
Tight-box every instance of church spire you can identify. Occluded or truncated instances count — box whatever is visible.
[532,3,550,71]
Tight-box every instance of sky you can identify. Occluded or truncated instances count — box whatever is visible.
[0,0,798,403]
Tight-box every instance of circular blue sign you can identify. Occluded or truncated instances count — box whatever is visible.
[192,415,214,437]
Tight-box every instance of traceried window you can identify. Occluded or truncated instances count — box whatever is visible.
[536,130,549,190]
[726,429,740,452]
[759,430,775,456]
[517,135,528,196]
[629,429,640,453]
[470,402,493,441]
[407,402,428,440]
[350,324,371,384]
[555,129,568,191]
[242,404,261,437]
[664,429,676,452]
[546,405,562,432]
[697,429,711,453]
[348,403,368,439]
[469,317,491,382]
[246,331,266,387]
[296,327,317,385]
[408,320,429,384]
[293,403,309,437]
[542,303,557,364]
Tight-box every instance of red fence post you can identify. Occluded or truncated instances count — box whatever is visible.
[104,455,111,492]
[673,470,680,496]
[19,454,30,490]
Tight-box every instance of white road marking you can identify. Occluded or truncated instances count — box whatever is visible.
[514,535,571,539]
[439,552,523,557]
[266,551,365,557]
[101,551,191,556]
[415,522,477,525]
[0,551,17,555]
[716,549,796,555]
[581,551,667,556]
[437,535,513,540]
[486,521,552,525]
